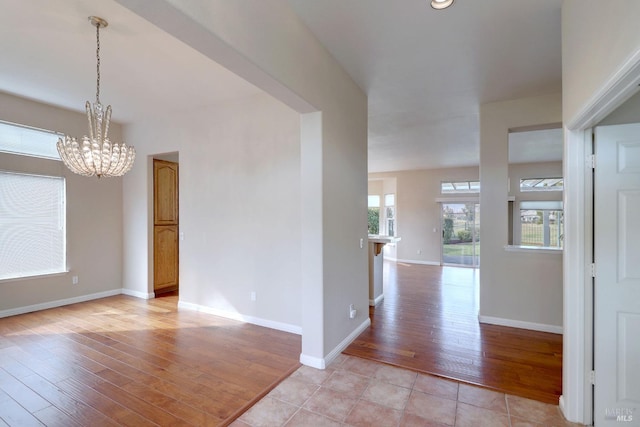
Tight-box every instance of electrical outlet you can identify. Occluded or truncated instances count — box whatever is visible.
[349,304,357,319]
[359,238,364,249]
[251,291,256,301]
[72,275,79,285]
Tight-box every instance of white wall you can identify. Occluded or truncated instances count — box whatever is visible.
[123,93,302,330]
[0,92,123,314]
[116,0,369,366]
[479,93,563,332]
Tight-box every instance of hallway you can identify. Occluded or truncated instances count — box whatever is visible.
[344,262,562,404]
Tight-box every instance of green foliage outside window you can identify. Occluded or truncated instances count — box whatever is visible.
[368,208,380,234]
[443,218,454,243]
[457,230,472,242]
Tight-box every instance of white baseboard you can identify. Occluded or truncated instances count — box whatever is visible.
[0,289,122,319]
[299,353,325,369]
[177,301,302,335]
[121,288,155,299]
[369,294,384,306]
[299,317,371,369]
[395,258,441,266]
[478,315,563,334]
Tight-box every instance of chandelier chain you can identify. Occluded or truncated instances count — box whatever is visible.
[96,22,101,104]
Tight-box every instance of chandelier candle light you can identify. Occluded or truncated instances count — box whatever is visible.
[57,16,135,178]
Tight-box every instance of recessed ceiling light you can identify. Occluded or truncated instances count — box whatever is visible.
[431,0,455,10]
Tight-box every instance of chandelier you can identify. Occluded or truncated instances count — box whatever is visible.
[57,16,135,178]
[431,0,454,9]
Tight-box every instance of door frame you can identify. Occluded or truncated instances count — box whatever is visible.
[562,52,640,424]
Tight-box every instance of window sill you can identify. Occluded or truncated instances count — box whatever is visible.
[504,245,562,254]
[0,271,69,284]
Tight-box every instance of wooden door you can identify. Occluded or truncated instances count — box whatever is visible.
[153,159,179,293]
[594,123,640,425]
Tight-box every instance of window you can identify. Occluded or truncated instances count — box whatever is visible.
[520,177,563,192]
[0,171,66,280]
[519,201,563,248]
[441,180,480,194]
[384,193,395,237]
[0,120,61,160]
[368,195,380,234]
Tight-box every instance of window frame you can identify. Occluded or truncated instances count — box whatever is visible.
[441,180,480,194]
[517,201,564,249]
[384,193,396,237]
[520,177,564,192]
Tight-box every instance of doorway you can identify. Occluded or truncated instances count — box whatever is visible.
[153,158,179,295]
[441,202,480,267]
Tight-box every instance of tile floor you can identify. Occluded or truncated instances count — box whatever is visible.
[232,355,584,427]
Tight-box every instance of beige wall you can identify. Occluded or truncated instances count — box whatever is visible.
[370,162,563,267]
[480,93,563,331]
[562,0,640,125]
[0,92,123,313]
[368,180,383,198]
[370,167,479,264]
[123,93,302,329]
[598,91,640,126]
[117,0,370,366]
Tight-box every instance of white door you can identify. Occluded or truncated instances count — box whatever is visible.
[594,123,640,426]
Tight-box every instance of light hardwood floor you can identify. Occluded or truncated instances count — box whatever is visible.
[0,263,563,426]
[344,262,563,404]
[0,294,300,426]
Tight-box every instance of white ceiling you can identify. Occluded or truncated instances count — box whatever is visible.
[0,0,260,126]
[0,0,562,172]
[287,0,563,171]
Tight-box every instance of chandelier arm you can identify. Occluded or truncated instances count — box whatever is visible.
[103,104,111,143]
[86,101,95,144]
[80,137,98,176]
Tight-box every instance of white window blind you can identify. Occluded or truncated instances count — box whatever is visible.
[0,171,66,280]
[0,121,61,160]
